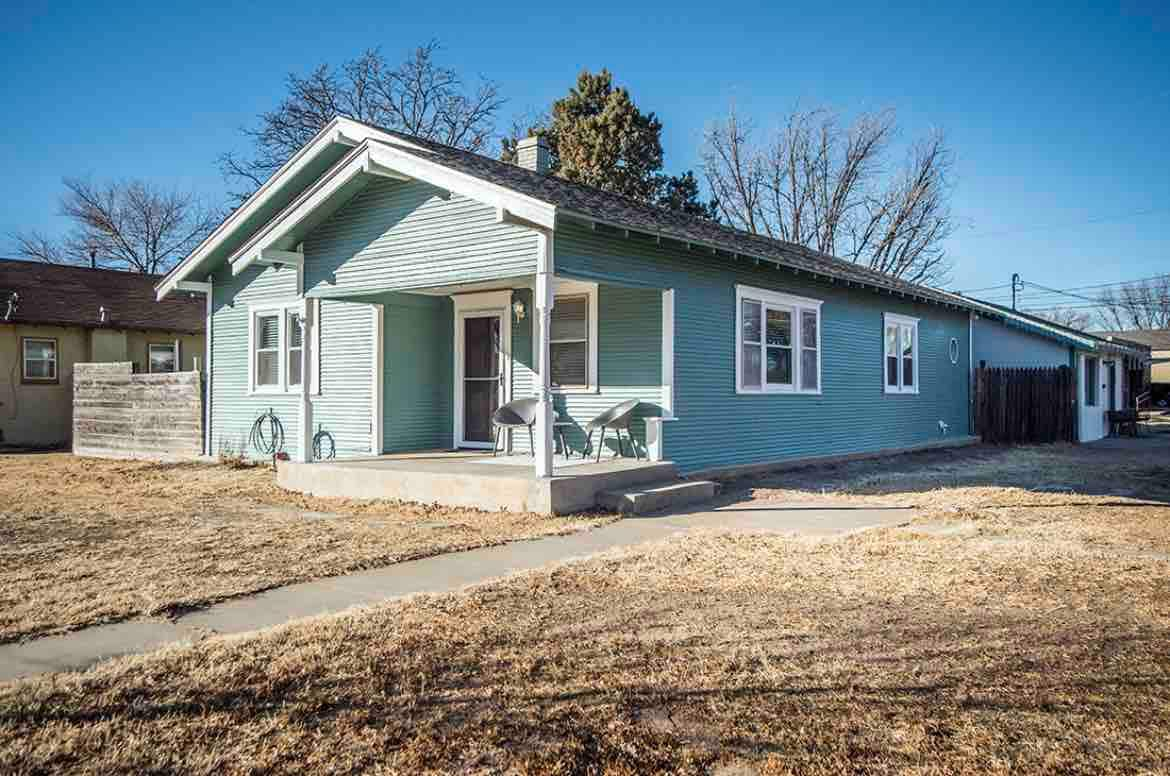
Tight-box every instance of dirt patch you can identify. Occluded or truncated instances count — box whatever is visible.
[0,454,614,643]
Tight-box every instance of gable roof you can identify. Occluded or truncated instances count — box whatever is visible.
[1,259,204,334]
[157,116,964,311]
[362,125,970,308]
[1092,329,1170,351]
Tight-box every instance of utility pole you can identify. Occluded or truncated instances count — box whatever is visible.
[1011,273,1021,310]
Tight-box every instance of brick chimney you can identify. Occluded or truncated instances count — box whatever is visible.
[515,136,551,174]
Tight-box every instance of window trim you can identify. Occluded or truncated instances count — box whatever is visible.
[247,300,307,395]
[734,284,823,396]
[883,312,920,395]
[147,342,179,374]
[533,279,600,395]
[21,337,59,384]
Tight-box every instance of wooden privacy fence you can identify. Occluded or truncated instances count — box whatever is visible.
[73,362,203,460]
[974,366,1076,444]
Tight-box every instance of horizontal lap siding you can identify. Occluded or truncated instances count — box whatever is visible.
[302,178,537,295]
[210,264,301,460]
[313,300,374,457]
[380,294,453,452]
[972,317,1071,368]
[510,285,663,457]
[555,223,971,473]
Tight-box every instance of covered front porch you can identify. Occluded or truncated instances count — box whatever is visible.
[277,450,679,514]
[301,269,675,479]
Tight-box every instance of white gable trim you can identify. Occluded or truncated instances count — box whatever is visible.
[157,117,556,299]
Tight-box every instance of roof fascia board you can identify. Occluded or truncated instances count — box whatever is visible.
[229,140,557,279]
[157,117,436,300]
[231,146,372,276]
[556,209,953,308]
[156,117,350,299]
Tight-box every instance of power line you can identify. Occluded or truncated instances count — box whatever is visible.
[960,272,1170,306]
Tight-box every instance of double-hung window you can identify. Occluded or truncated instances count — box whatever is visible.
[22,337,57,383]
[250,303,308,393]
[736,285,822,394]
[545,280,599,393]
[883,313,919,394]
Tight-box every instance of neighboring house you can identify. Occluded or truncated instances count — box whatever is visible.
[1093,329,1170,403]
[963,299,1149,442]
[0,259,205,448]
[157,117,984,477]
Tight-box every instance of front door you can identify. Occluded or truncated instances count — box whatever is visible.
[459,313,504,448]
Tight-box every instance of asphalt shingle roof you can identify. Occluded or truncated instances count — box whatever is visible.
[0,259,204,334]
[368,126,968,309]
[1093,329,1170,350]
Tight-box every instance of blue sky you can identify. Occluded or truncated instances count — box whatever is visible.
[1,0,1167,309]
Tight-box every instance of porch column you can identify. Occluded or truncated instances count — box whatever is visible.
[297,299,315,463]
[533,232,555,478]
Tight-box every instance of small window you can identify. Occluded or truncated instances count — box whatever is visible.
[736,285,821,394]
[1085,357,1098,407]
[148,343,177,373]
[254,313,281,388]
[22,338,57,382]
[550,294,589,388]
[884,314,919,394]
[287,311,303,387]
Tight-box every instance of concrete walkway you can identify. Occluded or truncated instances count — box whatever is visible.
[0,499,913,683]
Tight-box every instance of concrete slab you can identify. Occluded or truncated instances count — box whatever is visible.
[277,452,676,514]
[0,620,189,683]
[0,498,915,683]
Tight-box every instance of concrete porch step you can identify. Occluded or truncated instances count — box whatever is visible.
[597,479,720,516]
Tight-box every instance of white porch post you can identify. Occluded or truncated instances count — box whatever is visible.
[534,231,555,478]
[297,299,315,463]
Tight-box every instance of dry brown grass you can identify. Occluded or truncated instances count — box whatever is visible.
[2,440,1169,774]
[0,453,612,643]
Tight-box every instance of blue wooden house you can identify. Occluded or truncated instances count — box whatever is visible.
[157,117,983,512]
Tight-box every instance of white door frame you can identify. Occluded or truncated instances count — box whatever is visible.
[452,290,512,449]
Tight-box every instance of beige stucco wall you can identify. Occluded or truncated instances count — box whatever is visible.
[1151,350,1170,385]
[124,331,205,373]
[0,324,204,448]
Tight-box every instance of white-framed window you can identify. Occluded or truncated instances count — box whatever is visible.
[248,301,308,393]
[287,310,304,387]
[148,342,178,373]
[545,279,599,393]
[22,337,57,383]
[735,284,822,394]
[884,313,919,394]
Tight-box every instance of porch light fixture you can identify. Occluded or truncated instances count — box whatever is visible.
[512,299,527,321]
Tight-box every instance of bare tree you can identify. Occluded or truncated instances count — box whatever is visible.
[1033,307,1094,331]
[220,41,504,200]
[703,106,955,285]
[1097,276,1170,330]
[11,178,219,274]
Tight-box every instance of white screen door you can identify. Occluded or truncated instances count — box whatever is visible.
[460,313,504,447]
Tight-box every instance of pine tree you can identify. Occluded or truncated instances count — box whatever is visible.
[502,69,717,219]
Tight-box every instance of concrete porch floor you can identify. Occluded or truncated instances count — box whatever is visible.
[277,450,677,514]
